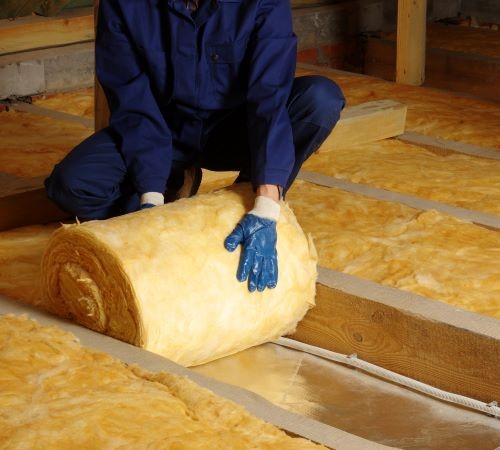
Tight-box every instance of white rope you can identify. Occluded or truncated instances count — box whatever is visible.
[275,337,500,419]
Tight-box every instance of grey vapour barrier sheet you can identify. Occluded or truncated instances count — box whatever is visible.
[398,132,500,161]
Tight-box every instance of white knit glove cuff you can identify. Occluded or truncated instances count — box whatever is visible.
[140,192,164,207]
[249,195,280,221]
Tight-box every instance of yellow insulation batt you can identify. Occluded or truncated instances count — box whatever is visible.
[303,138,500,215]
[39,185,317,367]
[287,180,500,319]
[0,225,57,304]
[296,67,500,149]
[32,87,94,118]
[0,109,92,178]
[0,314,324,449]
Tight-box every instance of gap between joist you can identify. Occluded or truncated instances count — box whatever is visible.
[297,170,500,230]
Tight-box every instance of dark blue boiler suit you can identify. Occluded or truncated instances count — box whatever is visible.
[45,0,345,219]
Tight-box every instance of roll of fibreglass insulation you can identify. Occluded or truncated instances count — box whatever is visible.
[40,185,317,366]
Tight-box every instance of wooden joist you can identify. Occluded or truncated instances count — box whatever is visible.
[396,0,427,86]
[291,267,500,404]
[0,186,70,231]
[320,100,407,152]
[0,7,94,55]
[94,98,407,151]
[94,0,110,131]
[363,37,500,103]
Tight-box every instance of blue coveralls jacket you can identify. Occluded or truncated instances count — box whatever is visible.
[96,0,298,194]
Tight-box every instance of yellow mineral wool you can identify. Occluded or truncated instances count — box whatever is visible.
[288,180,500,318]
[0,314,325,450]
[303,138,500,215]
[33,87,95,118]
[0,109,92,178]
[296,67,500,149]
[40,185,317,366]
[0,224,57,304]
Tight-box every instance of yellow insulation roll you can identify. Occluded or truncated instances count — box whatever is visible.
[40,185,317,366]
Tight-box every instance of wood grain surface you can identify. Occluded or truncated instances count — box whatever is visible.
[292,282,500,403]
[0,8,93,55]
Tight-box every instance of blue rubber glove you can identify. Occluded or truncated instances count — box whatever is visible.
[224,214,278,292]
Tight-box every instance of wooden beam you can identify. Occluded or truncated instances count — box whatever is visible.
[291,267,500,404]
[363,36,500,103]
[0,7,94,55]
[396,0,427,85]
[0,187,71,231]
[94,0,110,131]
[319,100,407,152]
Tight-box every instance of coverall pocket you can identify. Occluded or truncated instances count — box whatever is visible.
[208,40,247,100]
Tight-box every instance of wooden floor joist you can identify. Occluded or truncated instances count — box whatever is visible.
[0,7,94,55]
[319,100,407,152]
[363,33,500,103]
[0,187,70,231]
[291,267,500,404]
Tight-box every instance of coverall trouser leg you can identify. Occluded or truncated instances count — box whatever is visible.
[45,75,345,219]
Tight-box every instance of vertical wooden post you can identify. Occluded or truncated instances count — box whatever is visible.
[94,0,110,131]
[396,0,427,86]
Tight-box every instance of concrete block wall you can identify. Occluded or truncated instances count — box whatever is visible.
[0,43,93,99]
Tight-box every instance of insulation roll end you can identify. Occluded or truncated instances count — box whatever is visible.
[41,185,317,366]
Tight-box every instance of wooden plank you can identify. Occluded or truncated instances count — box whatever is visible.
[320,100,407,152]
[396,0,427,85]
[94,0,110,131]
[363,36,500,103]
[0,7,94,55]
[0,188,71,231]
[291,267,500,403]
[424,46,500,102]
[94,74,109,131]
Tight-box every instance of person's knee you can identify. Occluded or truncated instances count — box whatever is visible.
[45,163,85,213]
[293,75,345,129]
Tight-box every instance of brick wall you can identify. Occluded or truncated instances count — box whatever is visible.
[292,0,383,70]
